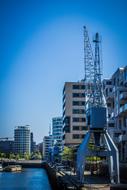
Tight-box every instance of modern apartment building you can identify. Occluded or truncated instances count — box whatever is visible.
[0,139,14,154]
[52,117,63,152]
[14,126,31,155]
[63,81,87,146]
[103,66,127,162]
[36,142,43,155]
[43,135,53,160]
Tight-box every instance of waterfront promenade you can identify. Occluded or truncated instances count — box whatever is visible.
[1,159,127,189]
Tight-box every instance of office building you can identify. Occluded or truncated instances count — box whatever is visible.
[63,81,87,146]
[36,142,43,155]
[0,138,14,154]
[14,126,31,155]
[52,117,63,152]
[103,66,127,162]
[43,135,53,160]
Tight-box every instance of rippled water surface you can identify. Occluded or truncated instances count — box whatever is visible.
[0,168,52,190]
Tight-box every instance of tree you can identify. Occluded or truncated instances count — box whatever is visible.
[24,152,30,160]
[15,154,21,160]
[0,152,6,159]
[31,151,42,160]
[61,146,74,161]
[9,153,16,159]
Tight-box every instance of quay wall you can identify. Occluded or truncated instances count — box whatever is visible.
[43,163,60,190]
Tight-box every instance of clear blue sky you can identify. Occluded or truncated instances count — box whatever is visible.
[0,0,127,143]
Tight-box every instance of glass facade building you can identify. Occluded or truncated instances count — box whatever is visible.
[14,126,31,155]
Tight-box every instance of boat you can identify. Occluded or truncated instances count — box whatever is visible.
[4,165,22,172]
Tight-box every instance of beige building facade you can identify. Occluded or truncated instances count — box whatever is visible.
[63,81,88,146]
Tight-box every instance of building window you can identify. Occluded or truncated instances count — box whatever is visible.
[73,93,85,98]
[64,126,70,133]
[73,126,87,131]
[108,123,115,127]
[73,109,85,114]
[106,81,112,85]
[73,101,85,106]
[73,134,80,139]
[73,126,80,130]
[81,126,87,130]
[73,117,86,122]
[73,85,85,90]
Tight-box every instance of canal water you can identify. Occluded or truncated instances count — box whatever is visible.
[0,168,52,190]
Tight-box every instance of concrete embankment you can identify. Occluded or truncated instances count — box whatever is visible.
[1,160,127,189]
[1,160,45,168]
[44,163,127,190]
[43,163,60,190]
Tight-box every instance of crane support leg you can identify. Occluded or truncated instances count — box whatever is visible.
[104,132,120,184]
[76,132,91,183]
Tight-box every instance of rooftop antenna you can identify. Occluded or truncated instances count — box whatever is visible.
[49,124,51,136]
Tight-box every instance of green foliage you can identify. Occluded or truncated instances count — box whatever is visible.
[61,146,74,161]
[0,152,6,158]
[86,156,101,161]
[24,152,31,160]
[31,151,42,160]
[9,153,16,159]
[15,154,22,160]
[0,151,43,160]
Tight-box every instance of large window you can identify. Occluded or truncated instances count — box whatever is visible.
[73,117,86,122]
[73,134,80,139]
[73,85,85,90]
[73,126,87,131]
[73,109,85,114]
[73,101,85,106]
[73,93,85,98]
[73,126,80,130]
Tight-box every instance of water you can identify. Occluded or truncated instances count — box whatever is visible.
[0,168,52,190]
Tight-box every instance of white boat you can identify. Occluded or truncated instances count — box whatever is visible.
[4,165,22,172]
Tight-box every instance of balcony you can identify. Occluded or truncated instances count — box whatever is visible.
[108,118,115,128]
[116,134,127,142]
[113,86,127,93]
[122,134,127,141]
[105,92,114,101]
[119,92,127,103]
[119,103,127,115]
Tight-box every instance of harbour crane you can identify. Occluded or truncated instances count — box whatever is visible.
[76,26,120,184]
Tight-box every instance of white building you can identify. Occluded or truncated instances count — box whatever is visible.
[43,135,53,160]
[52,117,63,152]
[103,66,127,162]
[14,126,31,155]
[63,81,87,146]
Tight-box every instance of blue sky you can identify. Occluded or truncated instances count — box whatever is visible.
[0,0,127,143]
